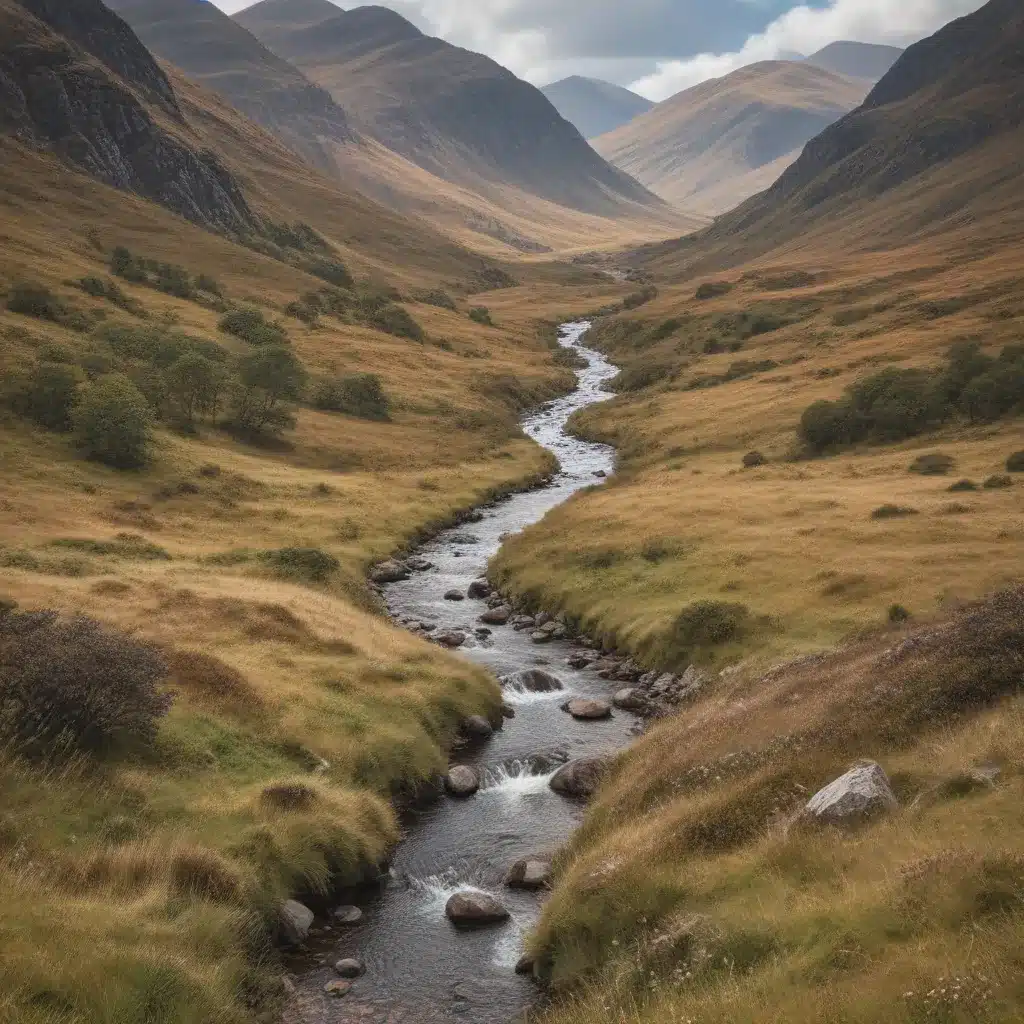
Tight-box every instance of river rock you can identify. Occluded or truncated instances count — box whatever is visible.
[334,958,365,978]
[567,651,597,669]
[676,665,709,701]
[462,715,494,741]
[445,891,511,928]
[324,980,352,997]
[613,688,647,711]
[369,560,409,584]
[549,756,611,799]
[445,765,480,797]
[468,580,492,599]
[450,533,480,545]
[502,668,563,693]
[804,762,898,824]
[500,702,516,719]
[333,905,363,926]
[535,611,553,627]
[515,954,536,976]
[480,605,513,625]
[279,899,314,944]
[593,469,607,478]
[530,630,553,644]
[406,556,434,572]
[436,631,467,648]
[564,699,612,720]
[513,616,536,630]
[444,590,466,601]
[505,856,553,890]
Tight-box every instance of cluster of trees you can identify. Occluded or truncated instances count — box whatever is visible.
[800,341,1024,453]
[283,283,425,341]
[109,247,222,302]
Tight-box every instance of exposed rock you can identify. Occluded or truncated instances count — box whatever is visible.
[535,611,552,627]
[549,756,611,799]
[613,688,647,711]
[445,765,480,797]
[567,651,597,669]
[436,631,467,648]
[333,958,365,978]
[449,533,480,544]
[505,856,553,890]
[406,556,434,571]
[676,664,709,701]
[475,627,492,636]
[468,579,492,598]
[593,469,607,478]
[279,899,314,944]
[323,980,352,997]
[333,905,363,926]
[444,590,466,601]
[564,698,612,720]
[462,715,494,741]
[445,891,510,928]
[370,560,410,583]
[501,668,563,693]
[500,702,516,719]
[480,605,513,625]
[515,953,536,976]
[530,630,553,644]
[805,761,898,824]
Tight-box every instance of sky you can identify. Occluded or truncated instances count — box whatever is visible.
[214,0,987,100]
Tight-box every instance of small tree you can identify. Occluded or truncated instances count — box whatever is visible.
[72,374,152,469]
[230,345,307,433]
[166,353,220,427]
[9,361,81,431]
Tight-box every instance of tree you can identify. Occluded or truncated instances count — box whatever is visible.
[166,353,219,427]
[230,345,307,432]
[72,374,152,469]
[9,361,81,431]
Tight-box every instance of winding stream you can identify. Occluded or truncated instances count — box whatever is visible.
[290,322,635,1023]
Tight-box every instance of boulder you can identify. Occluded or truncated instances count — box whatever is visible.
[530,630,553,644]
[279,899,314,945]
[369,560,409,584]
[480,605,513,625]
[612,688,647,711]
[567,651,596,669]
[406,556,434,572]
[535,611,553,627]
[505,856,553,891]
[565,699,612,721]
[804,762,898,824]
[549,756,610,799]
[444,589,465,601]
[436,631,467,648]
[332,905,363,926]
[515,954,536,976]
[462,715,494,741]
[445,891,511,928]
[333,958,365,979]
[676,665,709,701]
[324,980,352,997]
[502,669,563,693]
[468,580,492,599]
[445,765,480,797]
[500,702,516,719]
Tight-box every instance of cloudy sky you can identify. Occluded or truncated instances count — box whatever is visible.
[215,0,987,100]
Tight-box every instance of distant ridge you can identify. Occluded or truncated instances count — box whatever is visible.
[805,41,905,82]
[541,76,654,139]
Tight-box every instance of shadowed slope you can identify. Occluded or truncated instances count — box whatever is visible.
[541,76,654,140]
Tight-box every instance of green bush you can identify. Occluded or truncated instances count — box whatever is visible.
[218,307,288,346]
[798,399,859,452]
[76,276,138,313]
[670,600,748,657]
[416,289,457,310]
[312,373,390,420]
[947,479,979,492]
[960,362,1024,424]
[6,281,64,319]
[0,610,171,757]
[1006,451,1024,472]
[259,547,339,583]
[468,306,493,327]
[888,603,911,623]
[909,452,955,476]
[8,361,81,431]
[622,285,657,310]
[301,257,353,290]
[194,273,223,297]
[694,281,733,300]
[72,375,152,469]
[230,345,307,434]
[365,303,424,341]
[871,504,920,520]
[284,298,320,325]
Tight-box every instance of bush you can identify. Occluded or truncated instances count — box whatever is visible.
[301,257,353,290]
[468,306,493,326]
[983,474,1013,490]
[670,601,748,656]
[366,303,424,341]
[947,479,979,492]
[259,547,339,583]
[194,273,222,297]
[741,451,766,469]
[6,281,64,319]
[848,367,945,442]
[218,307,288,347]
[312,373,390,420]
[888,603,911,623]
[76,276,137,312]
[8,361,81,431]
[798,399,860,452]
[695,281,733,300]
[416,289,457,310]
[1006,451,1024,472]
[284,299,320,326]
[909,452,955,476]
[871,504,920,519]
[72,374,152,469]
[622,285,657,310]
[230,345,307,434]
[0,610,171,757]
[959,362,1024,424]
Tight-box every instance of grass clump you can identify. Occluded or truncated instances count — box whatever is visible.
[694,281,733,300]
[72,374,152,470]
[51,536,170,560]
[947,478,979,492]
[1006,450,1024,472]
[259,547,340,583]
[218,307,288,347]
[909,452,955,476]
[468,306,494,326]
[871,504,920,519]
[0,610,171,757]
[312,373,390,421]
[365,303,425,341]
[983,474,1013,490]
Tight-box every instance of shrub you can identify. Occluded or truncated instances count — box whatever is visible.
[259,547,339,583]
[284,298,320,325]
[649,318,682,341]
[416,289,457,310]
[888,603,911,623]
[622,285,657,310]
[798,399,860,452]
[947,479,979,492]
[194,273,222,297]
[670,601,748,654]
[8,361,81,431]
[959,362,1024,424]
[848,367,945,442]
[218,307,288,346]
[983,474,1013,490]
[0,610,171,757]
[301,257,353,290]
[468,306,493,326]
[230,345,307,433]
[6,281,64,319]
[72,374,152,469]
[312,373,390,420]
[871,504,920,519]
[909,452,955,476]
[1006,451,1024,472]
[76,276,137,312]
[741,451,766,469]
[366,303,424,341]
[695,281,733,300]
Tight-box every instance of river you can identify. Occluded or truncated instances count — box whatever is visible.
[288,321,636,1023]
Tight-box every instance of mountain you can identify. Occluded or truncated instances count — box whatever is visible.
[0,0,256,233]
[593,60,870,216]
[805,41,904,81]
[103,0,352,175]
[540,76,654,139]
[234,0,662,217]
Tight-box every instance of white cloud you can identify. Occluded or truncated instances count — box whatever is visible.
[630,0,986,101]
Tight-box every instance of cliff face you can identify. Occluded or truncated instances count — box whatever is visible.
[0,0,256,234]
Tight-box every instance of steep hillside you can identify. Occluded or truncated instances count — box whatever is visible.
[0,0,256,233]
[806,40,904,80]
[234,0,663,218]
[541,75,654,139]
[105,0,353,175]
[594,61,869,215]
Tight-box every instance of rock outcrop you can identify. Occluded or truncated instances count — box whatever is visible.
[804,761,898,823]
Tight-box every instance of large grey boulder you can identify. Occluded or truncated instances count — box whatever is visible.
[549,756,611,799]
[805,762,898,824]
[369,560,409,584]
[445,765,480,797]
[505,856,553,890]
[612,688,647,711]
[445,891,510,928]
[279,899,314,944]
[436,631,467,648]
[502,668,563,693]
[564,698,612,720]
[468,580,492,599]
[462,715,494,741]
[480,605,513,625]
